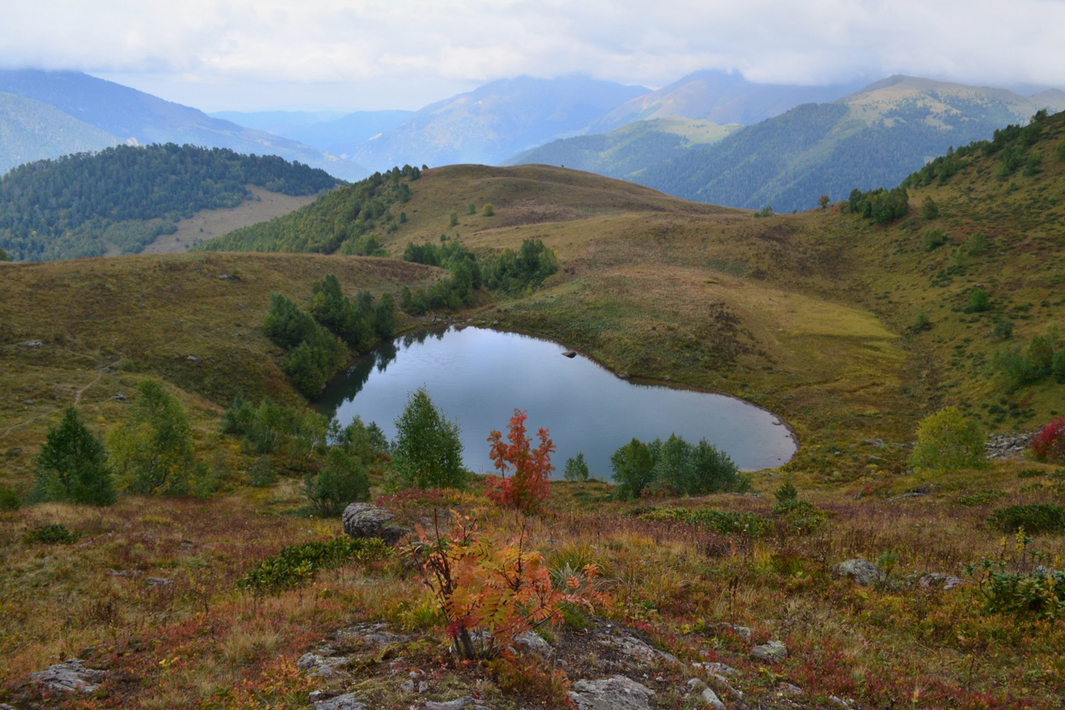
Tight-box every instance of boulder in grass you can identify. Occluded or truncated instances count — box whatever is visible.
[342,503,409,545]
[832,558,885,586]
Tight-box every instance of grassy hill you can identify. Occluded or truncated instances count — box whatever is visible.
[2,125,1065,708]
[504,118,740,178]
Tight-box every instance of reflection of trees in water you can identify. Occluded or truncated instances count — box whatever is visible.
[375,342,397,372]
[401,327,446,349]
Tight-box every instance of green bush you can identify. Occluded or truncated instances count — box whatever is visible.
[107,379,205,496]
[304,447,371,516]
[922,229,947,251]
[969,558,1065,618]
[638,507,771,537]
[248,457,277,487]
[993,320,1014,340]
[33,407,116,506]
[772,498,828,534]
[563,453,591,482]
[611,434,745,498]
[909,406,986,473]
[920,196,940,220]
[957,490,1005,506]
[966,288,991,313]
[0,485,20,511]
[388,389,467,491]
[482,203,495,217]
[25,523,79,545]
[238,537,390,593]
[988,504,1065,534]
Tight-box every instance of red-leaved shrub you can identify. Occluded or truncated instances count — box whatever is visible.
[1029,417,1065,462]
[485,409,554,513]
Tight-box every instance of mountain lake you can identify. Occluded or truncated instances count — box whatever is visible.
[317,326,797,479]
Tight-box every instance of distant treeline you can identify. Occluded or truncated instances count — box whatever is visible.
[197,165,421,256]
[0,143,340,262]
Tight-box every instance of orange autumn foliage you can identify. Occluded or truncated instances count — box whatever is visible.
[485,409,554,513]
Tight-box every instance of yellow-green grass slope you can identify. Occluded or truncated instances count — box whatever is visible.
[0,252,438,488]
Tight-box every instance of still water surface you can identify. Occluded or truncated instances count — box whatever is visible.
[317,327,796,478]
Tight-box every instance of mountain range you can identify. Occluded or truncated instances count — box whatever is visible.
[0,70,369,181]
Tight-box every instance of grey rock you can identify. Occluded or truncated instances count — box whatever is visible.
[604,632,678,665]
[25,658,105,692]
[832,558,885,586]
[341,503,409,545]
[514,630,553,656]
[562,350,577,358]
[401,679,415,693]
[777,682,803,696]
[751,640,787,663]
[336,622,403,647]
[702,687,727,709]
[425,698,486,710]
[313,693,368,710]
[18,340,43,348]
[110,393,127,401]
[703,662,739,677]
[918,573,967,591]
[186,355,202,363]
[145,577,173,587]
[715,623,753,640]
[297,652,347,678]
[569,676,656,710]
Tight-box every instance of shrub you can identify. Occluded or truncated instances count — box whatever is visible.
[966,288,991,313]
[33,407,116,505]
[389,388,467,491]
[1029,418,1065,462]
[920,196,940,220]
[482,203,495,217]
[407,517,603,659]
[467,203,476,215]
[965,231,989,255]
[640,507,771,537]
[922,229,947,251]
[909,312,932,333]
[988,504,1065,534]
[610,439,655,499]
[248,456,277,487]
[993,320,1014,340]
[774,480,798,504]
[486,409,554,513]
[909,406,986,473]
[24,523,79,545]
[563,453,591,482]
[222,396,329,459]
[772,498,828,534]
[238,537,390,593]
[304,447,371,516]
[0,485,20,511]
[107,379,205,496]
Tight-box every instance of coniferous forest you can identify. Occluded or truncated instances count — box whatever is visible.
[0,143,341,261]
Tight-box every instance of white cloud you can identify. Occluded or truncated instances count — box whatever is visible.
[2,0,1063,110]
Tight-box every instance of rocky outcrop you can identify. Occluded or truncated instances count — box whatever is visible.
[341,503,409,545]
[985,432,1034,459]
[833,558,886,586]
[752,640,788,663]
[25,659,106,693]
[569,676,656,710]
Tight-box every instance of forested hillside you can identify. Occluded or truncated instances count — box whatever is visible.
[636,78,1064,211]
[197,165,421,255]
[0,144,340,261]
[505,118,738,178]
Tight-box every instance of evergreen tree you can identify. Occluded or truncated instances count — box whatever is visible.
[34,407,116,505]
[388,388,466,490]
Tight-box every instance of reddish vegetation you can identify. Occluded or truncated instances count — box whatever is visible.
[1029,417,1065,461]
[485,409,554,513]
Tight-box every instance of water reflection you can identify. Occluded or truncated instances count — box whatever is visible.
[317,326,796,478]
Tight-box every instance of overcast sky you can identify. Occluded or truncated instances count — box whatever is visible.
[3,0,1064,112]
